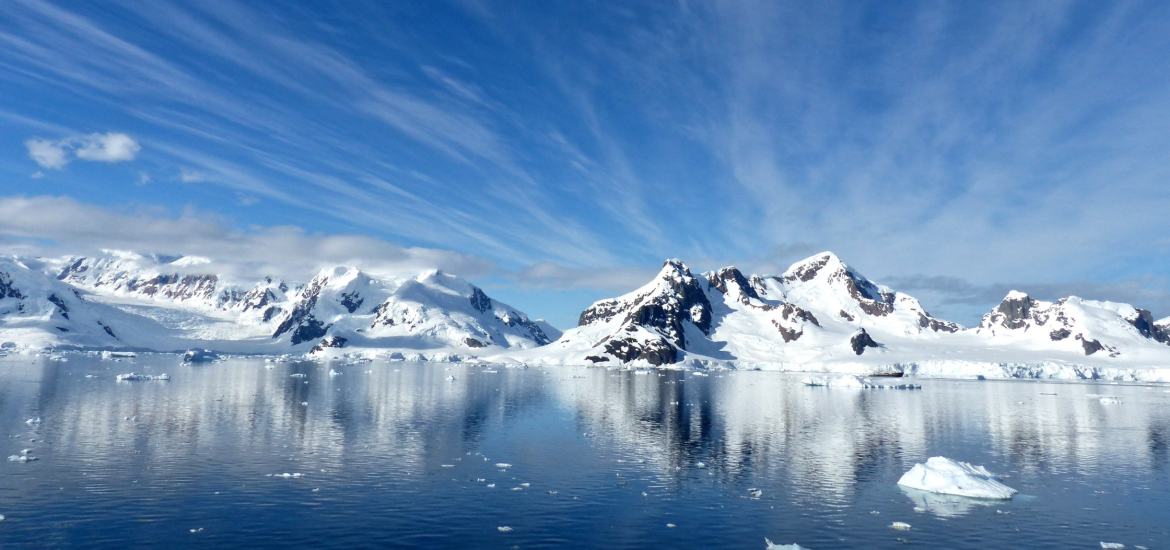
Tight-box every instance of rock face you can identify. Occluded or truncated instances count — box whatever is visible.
[976,291,1166,357]
[525,251,1170,368]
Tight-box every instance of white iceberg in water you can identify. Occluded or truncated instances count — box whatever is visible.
[897,457,1016,499]
[765,540,808,550]
[115,373,170,381]
[802,375,920,389]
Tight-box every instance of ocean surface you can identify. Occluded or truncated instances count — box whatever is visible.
[0,354,1167,549]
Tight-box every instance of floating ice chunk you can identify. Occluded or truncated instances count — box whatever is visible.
[441,464,455,468]
[1100,397,1122,404]
[486,484,495,488]
[273,473,304,478]
[446,376,456,381]
[183,349,219,363]
[897,457,1016,499]
[666,524,676,528]
[290,374,307,378]
[189,527,204,533]
[301,402,308,406]
[748,488,762,498]
[26,417,41,425]
[328,369,341,377]
[265,364,274,369]
[695,462,706,468]
[511,487,523,491]
[802,375,920,389]
[115,373,170,381]
[21,449,32,455]
[497,526,512,533]
[0,514,4,521]
[520,483,530,487]
[495,463,512,468]
[764,540,808,550]
[891,522,912,530]
[476,478,486,482]
[7,455,36,462]
[1100,543,1124,549]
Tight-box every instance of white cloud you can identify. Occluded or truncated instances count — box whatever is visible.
[30,171,45,179]
[508,261,657,291]
[178,167,208,182]
[24,133,140,169]
[25,138,69,169]
[74,132,140,162]
[0,195,494,283]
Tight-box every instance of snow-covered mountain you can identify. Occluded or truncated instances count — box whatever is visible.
[501,252,1170,381]
[1,252,552,357]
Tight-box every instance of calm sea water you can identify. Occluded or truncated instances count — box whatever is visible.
[0,354,1167,549]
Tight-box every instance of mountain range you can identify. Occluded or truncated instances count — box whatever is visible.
[3,250,1169,380]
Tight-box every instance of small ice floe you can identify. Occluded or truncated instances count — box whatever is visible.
[26,417,41,425]
[115,373,170,381]
[748,488,763,499]
[695,462,706,468]
[486,484,496,488]
[441,464,455,469]
[495,463,512,469]
[666,524,676,528]
[802,375,920,389]
[328,369,341,377]
[189,528,204,534]
[301,402,308,406]
[520,483,530,487]
[446,376,456,381]
[497,526,513,533]
[183,349,219,363]
[547,490,558,495]
[482,369,498,374]
[897,457,1016,499]
[764,540,808,550]
[511,487,524,491]
[272,473,305,478]
[290,373,307,378]
[1099,397,1122,404]
[265,364,275,369]
[891,522,912,530]
[1100,543,1125,549]
[0,514,5,521]
[7,455,37,462]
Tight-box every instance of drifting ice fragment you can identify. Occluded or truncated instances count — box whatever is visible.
[765,540,808,550]
[7,455,36,462]
[695,462,706,468]
[891,522,912,530]
[183,349,219,363]
[1099,397,1122,404]
[748,488,762,498]
[495,463,512,468]
[802,375,920,389]
[486,484,495,488]
[441,464,455,468]
[26,418,41,425]
[666,524,676,528]
[1100,544,1125,549]
[897,457,1016,499]
[115,373,170,381]
[497,526,512,533]
[290,374,307,378]
[329,369,341,377]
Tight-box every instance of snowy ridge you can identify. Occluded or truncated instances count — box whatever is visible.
[1,252,551,357]
[497,252,1170,380]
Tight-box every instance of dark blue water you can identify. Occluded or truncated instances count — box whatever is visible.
[1,354,1167,549]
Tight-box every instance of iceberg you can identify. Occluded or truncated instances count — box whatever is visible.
[765,540,809,550]
[115,373,170,381]
[802,375,920,389]
[183,349,219,363]
[897,457,1016,499]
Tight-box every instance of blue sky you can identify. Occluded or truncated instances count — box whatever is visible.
[2,0,1170,328]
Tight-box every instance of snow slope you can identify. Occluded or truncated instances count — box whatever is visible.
[1,252,552,357]
[499,252,1170,381]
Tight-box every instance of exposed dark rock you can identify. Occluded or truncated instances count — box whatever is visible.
[1076,334,1105,356]
[1127,308,1170,344]
[918,313,959,333]
[603,335,676,366]
[469,287,492,314]
[784,255,831,283]
[707,267,761,303]
[781,304,820,327]
[772,320,802,342]
[340,292,364,313]
[585,355,609,363]
[55,326,68,332]
[839,310,854,321]
[850,329,881,355]
[1050,328,1071,341]
[0,271,23,299]
[311,336,348,353]
[261,306,279,323]
[464,337,488,348]
[996,294,1036,329]
[98,322,116,339]
[274,275,331,344]
[47,294,69,319]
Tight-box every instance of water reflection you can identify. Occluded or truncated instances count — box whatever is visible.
[0,355,1167,548]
